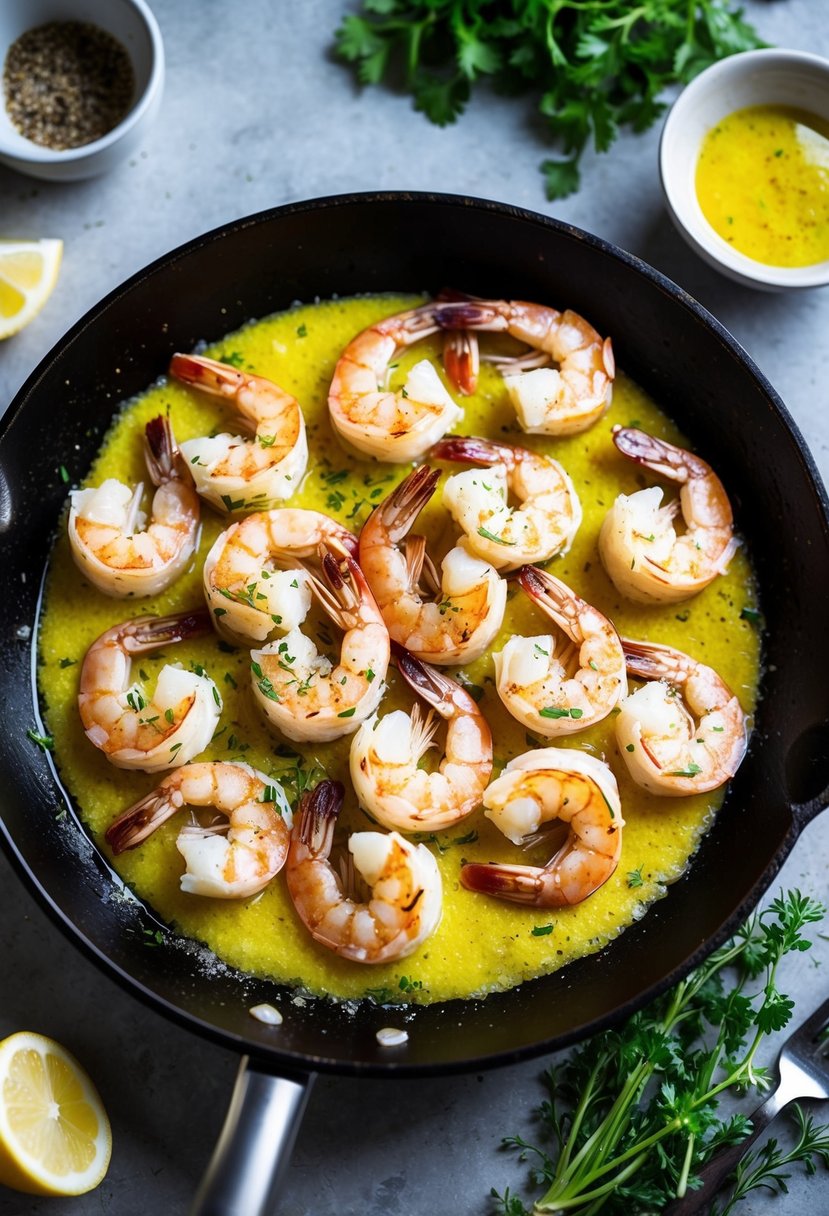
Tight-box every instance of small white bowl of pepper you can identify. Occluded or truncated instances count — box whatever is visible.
[0,0,163,181]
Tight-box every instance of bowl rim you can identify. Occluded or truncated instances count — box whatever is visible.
[0,0,164,163]
[659,47,829,290]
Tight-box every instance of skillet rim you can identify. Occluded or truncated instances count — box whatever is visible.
[2,189,828,1079]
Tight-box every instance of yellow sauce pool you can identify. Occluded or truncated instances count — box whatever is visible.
[696,105,829,267]
[38,294,760,1006]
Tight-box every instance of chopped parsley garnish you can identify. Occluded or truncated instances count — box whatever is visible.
[531,924,554,937]
[666,761,703,777]
[477,525,515,546]
[26,728,54,751]
[58,657,77,668]
[220,493,246,512]
[257,677,280,702]
[539,706,583,720]
[626,867,644,888]
[740,606,762,625]
[296,323,308,338]
[338,706,356,718]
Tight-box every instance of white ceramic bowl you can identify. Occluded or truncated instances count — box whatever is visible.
[0,0,164,181]
[660,49,829,291]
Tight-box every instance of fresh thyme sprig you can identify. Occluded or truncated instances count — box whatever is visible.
[715,1104,829,1215]
[490,889,826,1215]
[335,0,764,199]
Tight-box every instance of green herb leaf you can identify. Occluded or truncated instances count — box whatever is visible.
[333,0,764,198]
[478,525,515,546]
[26,728,54,751]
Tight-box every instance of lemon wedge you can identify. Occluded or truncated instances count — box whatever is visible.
[0,1031,111,1196]
[0,239,63,339]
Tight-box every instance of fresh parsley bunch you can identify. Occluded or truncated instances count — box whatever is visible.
[491,889,828,1214]
[335,0,765,198]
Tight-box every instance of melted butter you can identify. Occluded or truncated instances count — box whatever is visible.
[38,293,761,1005]
[696,105,829,267]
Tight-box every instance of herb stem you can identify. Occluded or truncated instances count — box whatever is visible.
[675,1130,695,1199]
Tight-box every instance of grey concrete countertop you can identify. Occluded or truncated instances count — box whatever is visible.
[1,2,828,1213]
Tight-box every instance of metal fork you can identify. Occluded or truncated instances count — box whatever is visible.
[667,992,829,1215]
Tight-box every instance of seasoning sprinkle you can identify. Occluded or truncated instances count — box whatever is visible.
[3,22,135,151]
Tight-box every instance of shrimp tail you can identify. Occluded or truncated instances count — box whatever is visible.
[392,642,477,720]
[106,785,182,854]
[310,545,377,631]
[169,353,243,398]
[612,427,692,484]
[296,779,345,855]
[372,465,440,544]
[123,609,212,654]
[430,435,504,466]
[144,414,189,486]
[517,566,576,635]
[442,331,480,396]
[402,535,441,595]
[460,861,548,905]
[621,637,686,684]
[433,300,506,333]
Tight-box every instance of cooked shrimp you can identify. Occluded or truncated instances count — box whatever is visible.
[286,780,442,963]
[202,508,358,645]
[599,427,737,603]
[251,544,389,743]
[616,638,747,796]
[79,610,220,772]
[350,644,492,832]
[68,415,200,598]
[328,303,462,461]
[461,749,623,907]
[495,567,627,737]
[359,465,506,665]
[171,353,308,513]
[105,761,292,899]
[432,435,582,570]
[432,297,614,435]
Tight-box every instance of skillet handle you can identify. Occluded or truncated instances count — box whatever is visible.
[189,1057,314,1216]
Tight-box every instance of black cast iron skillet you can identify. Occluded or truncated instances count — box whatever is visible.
[1,193,828,1214]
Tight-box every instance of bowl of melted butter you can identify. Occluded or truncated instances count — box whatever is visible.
[660,49,829,290]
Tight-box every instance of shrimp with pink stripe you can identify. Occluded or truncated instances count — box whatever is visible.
[105,761,292,899]
[359,465,506,666]
[328,302,462,461]
[250,542,389,743]
[350,644,492,833]
[461,749,623,908]
[69,415,200,598]
[616,638,747,796]
[599,426,737,603]
[495,567,627,737]
[432,435,581,571]
[432,296,614,436]
[79,609,220,772]
[202,508,358,645]
[286,780,442,964]
[171,353,308,514]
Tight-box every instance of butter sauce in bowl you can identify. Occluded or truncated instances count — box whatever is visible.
[660,49,829,290]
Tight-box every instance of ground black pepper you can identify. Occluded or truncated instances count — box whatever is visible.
[3,21,135,151]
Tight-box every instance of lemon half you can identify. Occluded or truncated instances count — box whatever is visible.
[0,1031,111,1196]
[0,239,63,339]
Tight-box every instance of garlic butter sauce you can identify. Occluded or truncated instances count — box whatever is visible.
[38,294,760,1005]
[696,105,829,267]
